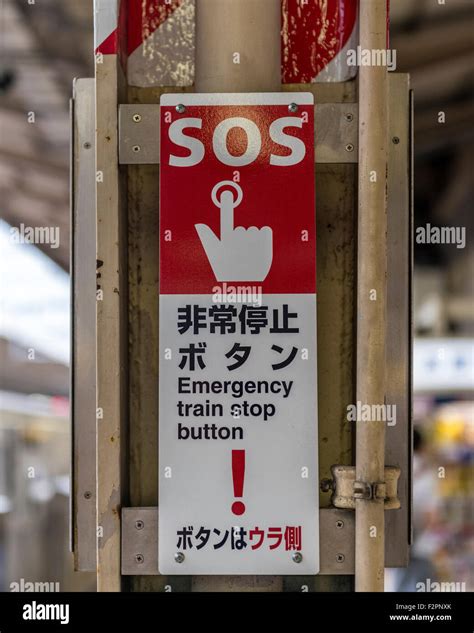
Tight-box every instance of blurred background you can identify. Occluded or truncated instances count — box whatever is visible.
[0,0,472,592]
[0,0,94,591]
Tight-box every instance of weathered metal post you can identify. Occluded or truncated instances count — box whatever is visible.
[355,0,389,592]
[195,0,281,93]
[95,51,128,592]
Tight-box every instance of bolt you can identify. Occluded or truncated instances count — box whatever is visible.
[132,145,141,153]
[292,552,303,564]
[336,553,345,563]
[135,520,144,530]
[288,102,298,113]
[83,141,91,149]
[320,478,334,493]
[176,104,186,114]
[392,136,400,145]
[135,554,144,564]
[345,143,354,152]
[336,520,344,529]
[174,552,185,563]
[132,113,142,123]
[345,113,353,122]
[83,491,92,499]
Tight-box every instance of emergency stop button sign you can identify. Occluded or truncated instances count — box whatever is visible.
[159,93,318,575]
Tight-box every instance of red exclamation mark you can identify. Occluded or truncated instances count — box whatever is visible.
[231,449,246,515]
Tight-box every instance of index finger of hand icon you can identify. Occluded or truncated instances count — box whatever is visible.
[220,189,235,238]
[211,180,243,208]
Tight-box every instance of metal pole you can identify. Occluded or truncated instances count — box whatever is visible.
[355,0,388,592]
[195,0,281,93]
[193,0,281,592]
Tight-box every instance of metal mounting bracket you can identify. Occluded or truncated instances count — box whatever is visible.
[118,102,358,165]
[121,504,406,577]
[121,507,356,576]
[329,465,401,510]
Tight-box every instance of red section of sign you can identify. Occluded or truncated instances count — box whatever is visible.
[96,1,392,85]
[282,0,357,83]
[231,450,246,516]
[160,102,315,295]
[95,2,370,84]
[127,0,181,56]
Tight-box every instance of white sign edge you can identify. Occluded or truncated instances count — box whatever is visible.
[160,92,315,106]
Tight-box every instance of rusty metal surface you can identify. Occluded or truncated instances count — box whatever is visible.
[385,73,412,567]
[316,164,356,506]
[127,85,192,593]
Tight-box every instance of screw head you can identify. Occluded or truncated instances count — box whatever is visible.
[135,554,144,564]
[83,141,91,149]
[288,102,298,113]
[336,553,345,563]
[345,113,353,122]
[83,491,92,499]
[174,551,185,563]
[132,145,141,153]
[292,552,303,563]
[135,520,144,530]
[345,143,354,152]
[132,113,142,123]
[320,478,333,493]
[176,104,186,114]
[336,520,344,529]
[392,136,400,144]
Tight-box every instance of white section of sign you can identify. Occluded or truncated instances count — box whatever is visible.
[159,294,318,575]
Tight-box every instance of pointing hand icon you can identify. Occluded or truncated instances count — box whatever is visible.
[195,181,273,282]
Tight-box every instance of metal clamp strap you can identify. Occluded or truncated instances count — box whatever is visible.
[353,480,386,501]
[328,465,401,510]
